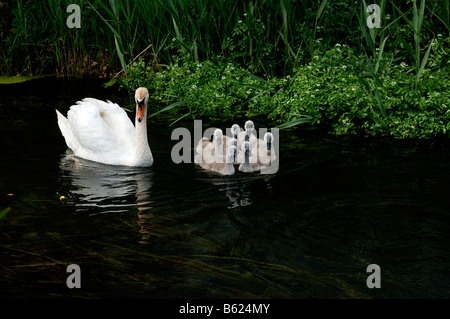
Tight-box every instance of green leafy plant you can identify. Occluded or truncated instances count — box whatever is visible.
[0,207,11,221]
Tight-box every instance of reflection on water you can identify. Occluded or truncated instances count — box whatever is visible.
[59,150,154,215]
[198,173,274,209]
[59,150,155,243]
[2,79,450,299]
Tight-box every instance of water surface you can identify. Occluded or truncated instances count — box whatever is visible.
[1,78,450,298]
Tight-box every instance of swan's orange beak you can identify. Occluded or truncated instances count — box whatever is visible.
[136,103,145,123]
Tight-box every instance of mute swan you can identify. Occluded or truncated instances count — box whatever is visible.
[195,138,237,176]
[56,87,153,167]
[209,144,237,175]
[238,141,260,173]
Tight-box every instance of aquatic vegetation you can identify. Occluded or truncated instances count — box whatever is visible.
[123,36,449,138]
[0,207,11,221]
[2,0,449,138]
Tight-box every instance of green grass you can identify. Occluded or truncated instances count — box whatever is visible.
[1,0,449,138]
[2,0,449,77]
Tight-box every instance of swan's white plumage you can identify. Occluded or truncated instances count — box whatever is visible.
[237,120,257,150]
[56,88,153,167]
[195,129,236,175]
[238,141,259,173]
[254,132,276,167]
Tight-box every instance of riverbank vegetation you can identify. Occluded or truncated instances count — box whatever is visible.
[1,0,449,138]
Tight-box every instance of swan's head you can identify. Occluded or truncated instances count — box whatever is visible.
[227,145,237,164]
[231,124,240,137]
[244,120,254,137]
[264,132,273,156]
[264,132,273,150]
[135,87,149,123]
[213,129,223,145]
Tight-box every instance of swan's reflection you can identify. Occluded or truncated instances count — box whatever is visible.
[59,150,154,241]
[197,170,275,208]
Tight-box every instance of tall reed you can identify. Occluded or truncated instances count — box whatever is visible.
[2,0,449,78]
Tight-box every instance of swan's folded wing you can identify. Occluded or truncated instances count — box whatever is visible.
[82,98,135,147]
[67,102,122,156]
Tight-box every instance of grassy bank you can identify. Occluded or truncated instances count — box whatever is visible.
[1,0,449,137]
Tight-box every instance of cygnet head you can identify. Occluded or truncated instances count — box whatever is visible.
[231,124,240,138]
[135,87,149,123]
[264,132,273,150]
[213,128,223,145]
[244,120,255,137]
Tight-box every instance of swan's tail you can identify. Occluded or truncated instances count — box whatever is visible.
[56,109,79,151]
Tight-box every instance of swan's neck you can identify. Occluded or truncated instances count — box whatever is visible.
[214,139,223,153]
[134,116,152,166]
[244,150,250,165]
[214,139,223,162]
[245,129,253,140]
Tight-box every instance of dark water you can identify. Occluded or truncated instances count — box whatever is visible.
[1,78,450,299]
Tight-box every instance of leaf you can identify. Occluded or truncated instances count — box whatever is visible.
[148,100,185,118]
[102,78,117,88]
[0,207,11,221]
[276,116,313,130]
[114,35,127,74]
[243,70,270,85]
[316,0,328,21]
[374,36,389,74]
[374,87,387,118]
[416,40,433,82]
[389,0,413,30]
[170,112,192,126]
[115,76,129,91]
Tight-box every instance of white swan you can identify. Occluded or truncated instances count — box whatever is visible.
[56,87,153,167]
[209,144,237,175]
[195,136,237,176]
[195,128,224,165]
[256,132,276,166]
